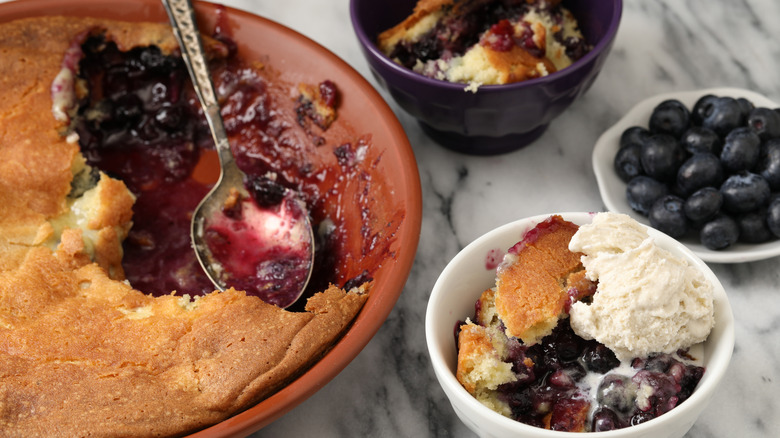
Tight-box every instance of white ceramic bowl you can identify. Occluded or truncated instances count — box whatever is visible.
[426,212,734,438]
[593,87,780,263]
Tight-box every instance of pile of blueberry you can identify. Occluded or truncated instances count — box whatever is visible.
[491,320,703,431]
[614,94,780,250]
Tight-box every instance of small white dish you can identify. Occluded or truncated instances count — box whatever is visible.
[426,212,734,438]
[592,87,780,264]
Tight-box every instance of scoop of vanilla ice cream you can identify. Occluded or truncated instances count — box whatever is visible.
[568,213,715,360]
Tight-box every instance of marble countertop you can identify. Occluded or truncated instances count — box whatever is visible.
[2,0,773,436]
[219,1,780,437]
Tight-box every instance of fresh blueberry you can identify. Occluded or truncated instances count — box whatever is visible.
[720,127,761,173]
[620,126,651,149]
[747,107,780,140]
[700,214,740,250]
[649,195,688,238]
[757,138,780,191]
[691,94,718,126]
[614,143,644,182]
[767,197,780,237]
[684,187,722,223]
[701,96,746,136]
[649,99,690,138]
[627,175,669,216]
[736,209,772,243]
[680,126,722,156]
[736,97,755,118]
[720,172,770,213]
[641,134,685,182]
[676,153,724,197]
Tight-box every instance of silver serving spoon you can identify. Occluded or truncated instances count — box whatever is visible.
[162,0,314,308]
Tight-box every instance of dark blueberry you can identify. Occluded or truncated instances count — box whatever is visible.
[649,195,688,238]
[154,105,183,131]
[720,172,770,213]
[720,127,761,173]
[248,176,287,207]
[626,175,669,216]
[677,364,705,402]
[561,362,587,383]
[596,374,637,414]
[701,96,746,136]
[641,353,673,372]
[563,35,589,61]
[581,342,620,373]
[690,94,718,126]
[747,107,780,140]
[550,329,580,362]
[736,209,772,243]
[684,187,723,223]
[680,126,722,156]
[736,97,755,116]
[592,408,625,432]
[630,411,656,426]
[150,81,169,105]
[676,153,724,197]
[700,214,740,250]
[620,126,651,149]
[104,65,131,99]
[648,99,690,138]
[548,369,575,388]
[504,387,534,415]
[641,134,685,182]
[614,143,644,182]
[766,197,780,237]
[112,94,144,124]
[138,46,177,71]
[756,138,780,191]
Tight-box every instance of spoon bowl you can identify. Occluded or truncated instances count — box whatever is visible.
[163,0,315,307]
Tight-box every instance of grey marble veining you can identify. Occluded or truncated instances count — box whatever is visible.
[217,0,780,437]
[0,0,772,435]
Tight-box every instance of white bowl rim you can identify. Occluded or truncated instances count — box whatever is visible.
[593,87,780,264]
[426,211,735,437]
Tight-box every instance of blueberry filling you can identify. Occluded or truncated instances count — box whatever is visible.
[75,36,214,296]
[459,316,705,432]
[387,0,590,71]
[71,31,373,305]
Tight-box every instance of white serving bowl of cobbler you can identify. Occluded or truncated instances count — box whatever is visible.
[426,212,734,438]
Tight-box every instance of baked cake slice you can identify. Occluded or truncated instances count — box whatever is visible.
[0,16,369,437]
[377,0,591,86]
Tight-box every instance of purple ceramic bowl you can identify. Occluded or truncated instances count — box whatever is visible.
[350,0,623,155]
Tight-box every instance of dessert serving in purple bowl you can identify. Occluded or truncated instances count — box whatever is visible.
[350,0,623,155]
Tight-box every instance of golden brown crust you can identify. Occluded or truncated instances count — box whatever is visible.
[482,45,557,83]
[495,217,586,344]
[0,16,368,437]
[0,249,369,436]
[377,0,452,53]
[456,323,494,395]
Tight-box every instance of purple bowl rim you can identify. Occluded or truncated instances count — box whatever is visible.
[349,0,623,93]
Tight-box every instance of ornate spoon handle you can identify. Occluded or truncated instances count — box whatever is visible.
[161,0,231,162]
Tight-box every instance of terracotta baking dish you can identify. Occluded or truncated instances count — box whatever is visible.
[0,0,421,436]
